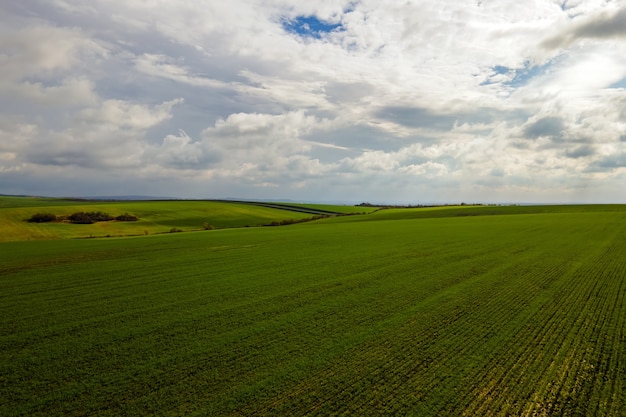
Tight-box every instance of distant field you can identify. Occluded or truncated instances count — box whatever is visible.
[0,197,362,241]
[269,202,380,214]
[325,203,626,222]
[1,204,624,416]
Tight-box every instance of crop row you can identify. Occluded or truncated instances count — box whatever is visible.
[216,215,626,416]
[462,229,625,416]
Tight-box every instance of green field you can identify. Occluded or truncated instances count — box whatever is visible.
[0,198,340,242]
[1,199,625,416]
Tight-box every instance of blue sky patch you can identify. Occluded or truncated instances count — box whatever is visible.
[506,61,552,87]
[482,60,555,88]
[493,65,510,74]
[282,15,343,39]
[609,78,626,89]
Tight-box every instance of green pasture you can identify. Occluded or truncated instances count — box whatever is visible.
[1,205,624,416]
[0,197,336,241]
[0,196,91,208]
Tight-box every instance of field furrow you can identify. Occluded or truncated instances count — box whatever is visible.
[1,207,625,416]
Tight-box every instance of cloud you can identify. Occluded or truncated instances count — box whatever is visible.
[7,98,182,170]
[0,24,107,80]
[199,111,322,176]
[77,98,183,130]
[0,118,38,172]
[374,107,457,130]
[590,152,626,169]
[1,0,626,202]
[134,54,231,89]
[0,23,106,110]
[542,7,626,50]
[565,145,595,159]
[523,117,565,140]
[147,130,219,169]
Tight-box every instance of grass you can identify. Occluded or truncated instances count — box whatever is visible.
[0,197,348,241]
[323,203,626,222]
[269,202,380,214]
[1,205,624,415]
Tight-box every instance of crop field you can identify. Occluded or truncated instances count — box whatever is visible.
[1,201,625,416]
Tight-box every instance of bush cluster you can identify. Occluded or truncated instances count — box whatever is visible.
[116,213,139,222]
[68,211,114,224]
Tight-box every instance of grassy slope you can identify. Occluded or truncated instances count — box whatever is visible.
[0,198,330,241]
[1,208,624,416]
[271,202,380,214]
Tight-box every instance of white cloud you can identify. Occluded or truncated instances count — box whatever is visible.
[77,98,183,130]
[6,78,98,107]
[1,0,625,202]
[0,24,107,79]
[198,111,322,177]
[0,23,106,108]
[134,54,231,89]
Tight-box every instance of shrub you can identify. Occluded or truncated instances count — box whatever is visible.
[68,212,95,224]
[68,211,114,224]
[116,213,139,222]
[27,213,57,223]
[169,227,183,233]
[87,211,115,222]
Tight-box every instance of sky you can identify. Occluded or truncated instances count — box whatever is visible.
[1,0,626,204]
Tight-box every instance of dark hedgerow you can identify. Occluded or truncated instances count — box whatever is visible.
[27,213,57,223]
